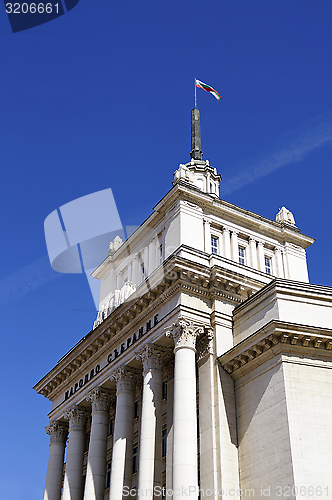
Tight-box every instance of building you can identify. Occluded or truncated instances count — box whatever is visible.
[35,108,332,500]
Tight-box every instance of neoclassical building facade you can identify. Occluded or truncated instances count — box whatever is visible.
[35,109,332,500]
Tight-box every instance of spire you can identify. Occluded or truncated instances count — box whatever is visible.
[190,108,203,160]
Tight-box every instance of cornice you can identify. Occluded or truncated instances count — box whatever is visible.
[34,247,270,400]
[219,320,332,379]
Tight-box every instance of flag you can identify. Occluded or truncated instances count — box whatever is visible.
[196,79,222,100]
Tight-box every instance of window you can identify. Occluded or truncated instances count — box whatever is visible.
[265,256,272,275]
[162,428,167,457]
[159,244,163,264]
[134,401,139,419]
[238,247,246,265]
[105,462,111,489]
[108,417,114,437]
[132,445,138,474]
[162,380,167,400]
[141,263,145,281]
[211,236,218,254]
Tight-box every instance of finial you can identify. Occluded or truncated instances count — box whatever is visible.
[190,108,203,160]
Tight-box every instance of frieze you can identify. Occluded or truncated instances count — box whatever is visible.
[64,314,159,402]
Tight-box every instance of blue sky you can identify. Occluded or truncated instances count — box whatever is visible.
[1,1,332,498]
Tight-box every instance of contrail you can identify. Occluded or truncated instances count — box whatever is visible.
[221,114,332,195]
[0,255,62,306]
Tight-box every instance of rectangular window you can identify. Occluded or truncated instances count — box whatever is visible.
[265,256,272,274]
[162,428,167,457]
[211,236,218,254]
[141,263,145,281]
[108,418,114,437]
[134,401,139,420]
[238,247,245,265]
[159,244,163,264]
[133,445,138,474]
[162,380,167,400]
[105,462,111,489]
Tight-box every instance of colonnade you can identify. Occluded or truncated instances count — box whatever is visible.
[43,320,204,500]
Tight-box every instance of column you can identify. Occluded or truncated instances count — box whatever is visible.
[249,237,258,269]
[165,319,204,500]
[132,256,139,287]
[223,227,231,260]
[43,421,68,500]
[196,329,218,500]
[203,219,211,254]
[83,387,113,500]
[231,230,239,262]
[136,344,164,499]
[275,247,284,278]
[165,362,174,500]
[109,366,137,500]
[257,241,265,272]
[62,406,89,500]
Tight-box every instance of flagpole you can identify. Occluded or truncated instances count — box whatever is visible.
[195,78,197,108]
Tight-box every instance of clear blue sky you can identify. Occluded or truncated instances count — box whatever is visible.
[1,1,332,498]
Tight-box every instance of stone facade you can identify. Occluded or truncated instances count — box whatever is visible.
[35,121,332,500]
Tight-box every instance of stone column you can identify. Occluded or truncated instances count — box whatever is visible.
[196,329,218,500]
[257,241,265,272]
[223,227,231,260]
[62,406,89,500]
[231,231,239,262]
[249,237,258,269]
[136,344,164,499]
[109,366,137,500]
[83,387,113,500]
[275,247,284,278]
[165,362,174,500]
[43,421,68,500]
[203,219,211,254]
[165,319,204,500]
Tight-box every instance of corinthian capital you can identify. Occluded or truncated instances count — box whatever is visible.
[86,387,114,413]
[135,344,164,373]
[45,421,68,444]
[110,366,138,393]
[196,326,214,361]
[165,319,204,352]
[64,405,89,430]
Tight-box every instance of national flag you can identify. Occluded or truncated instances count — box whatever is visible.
[195,79,222,100]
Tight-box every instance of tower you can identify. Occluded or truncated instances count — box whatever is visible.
[35,109,332,500]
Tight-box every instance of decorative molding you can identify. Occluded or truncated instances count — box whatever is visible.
[196,326,214,361]
[165,318,204,352]
[64,406,89,430]
[135,344,165,373]
[220,321,332,377]
[86,387,114,413]
[163,361,174,381]
[45,421,68,444]
[110,366,138,393]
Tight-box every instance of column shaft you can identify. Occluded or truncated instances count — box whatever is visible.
[109,367,136,500]
[223,228,231,260]
[84,388,112,500]
[249,238,258,269]
[63,407,88,500]
[43,422,68,500]
[275,248,284,278]
[136,345,163,500]
[231,231,239,262]
[257,241,265,272]
[203,220,211,254]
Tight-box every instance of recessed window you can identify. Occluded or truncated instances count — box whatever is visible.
[108,418,114,437]
[238,247,246,265]
[105,462,111,489]
[141,263,145,281]
[162,428,167,457]
[159,244,163,264]
[211,236,218,255]
[132,445,138,474]
[162,380,167,400]
[265,256,272,275]
[134,401,139,420]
